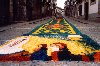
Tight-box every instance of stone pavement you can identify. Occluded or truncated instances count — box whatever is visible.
[63,16,100,45]
[0,61,99,66]
[0,17,53,45]
[0,16,100,66]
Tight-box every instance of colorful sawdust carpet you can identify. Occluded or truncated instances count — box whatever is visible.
[0,18,100,62]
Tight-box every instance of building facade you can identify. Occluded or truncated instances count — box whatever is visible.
[64,0,77,17]
[64,0,100,20]
[77,0,100,20]
[0,0,56,26]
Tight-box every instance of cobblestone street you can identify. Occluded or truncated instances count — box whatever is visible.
[0,16,100,66]
[63,16,100,45]
[0,17,52,45]
[1,16,99,45]
[0,0,100,66]
[0,61,99,66]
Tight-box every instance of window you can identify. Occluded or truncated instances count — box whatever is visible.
[90,0,96,5]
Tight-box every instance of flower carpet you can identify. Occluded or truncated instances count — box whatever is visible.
[0,18,100,62]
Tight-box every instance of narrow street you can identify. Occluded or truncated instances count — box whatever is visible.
[0,16,100,65]
[63,16,100,45]
[0,0,100,66]
[0,16,100,45]
[0,17,52,45]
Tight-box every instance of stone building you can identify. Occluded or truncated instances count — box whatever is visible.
[64,0,77,17]
[76,0,100,20]
[64,0,100,21]
[0,0,56,26]
[0,0,10,26]
[41,0,53,17]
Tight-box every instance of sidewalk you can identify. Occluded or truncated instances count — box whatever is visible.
[63,15,100,45]
[0,17,53,45]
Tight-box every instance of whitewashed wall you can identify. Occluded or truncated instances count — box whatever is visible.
[89,0,98,14]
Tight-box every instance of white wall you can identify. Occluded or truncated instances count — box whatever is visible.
[89,0,98,14]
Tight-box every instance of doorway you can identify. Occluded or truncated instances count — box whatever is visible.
[84,2,89,20]
[0,0,10,26]
[79,5,82,16]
